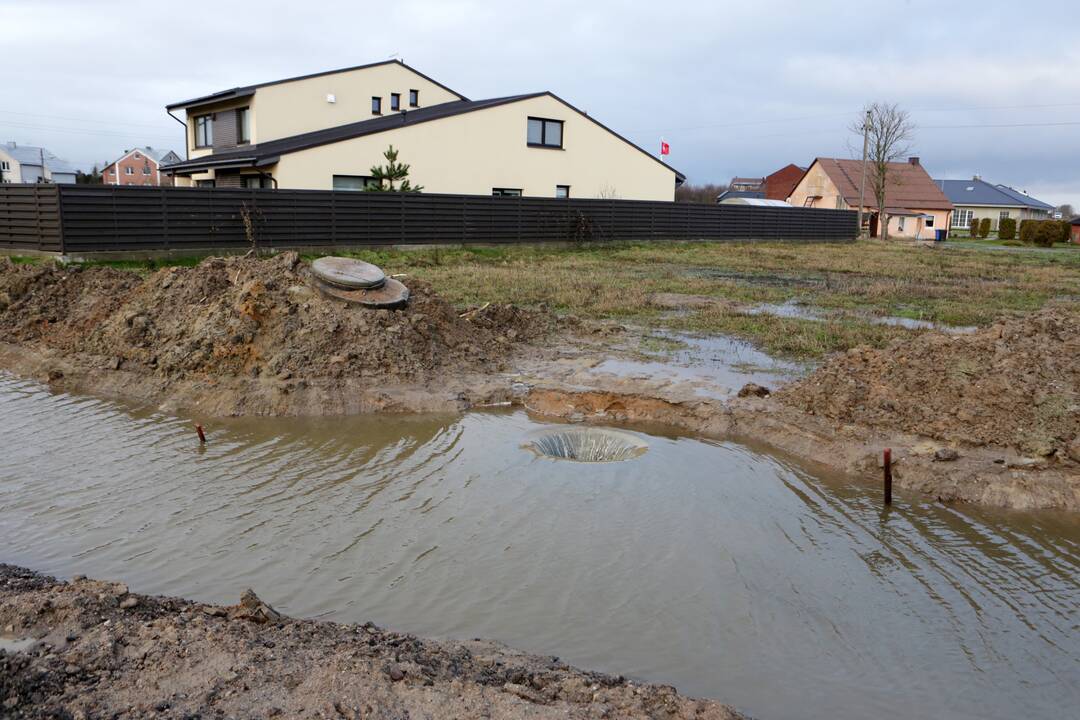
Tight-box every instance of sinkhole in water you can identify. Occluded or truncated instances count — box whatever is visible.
[526,427,648,462]
[1,372,1078,720]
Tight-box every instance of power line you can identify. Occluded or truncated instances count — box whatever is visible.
[0,109,173,130]
[0,120,178,142]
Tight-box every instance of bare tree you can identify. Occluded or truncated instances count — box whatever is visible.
[1056,203,1074,219]
[675,183,730,203]
[850,102,915,240]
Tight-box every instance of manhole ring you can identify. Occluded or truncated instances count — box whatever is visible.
[526,427,647,463]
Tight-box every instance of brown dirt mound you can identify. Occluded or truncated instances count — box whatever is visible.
[777,308,1080,458]
[0,254,555,384]
[0,564,742,720]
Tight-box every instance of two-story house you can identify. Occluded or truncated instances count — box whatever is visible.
[160,60,683,200]
[102,147,183,186]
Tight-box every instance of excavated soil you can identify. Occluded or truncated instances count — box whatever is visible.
[0,255,556,412]
[0,565,742,720]
[777,308,1080,460]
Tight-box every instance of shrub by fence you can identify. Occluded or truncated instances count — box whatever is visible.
[0,184,857,255]
[998,217,1016,240]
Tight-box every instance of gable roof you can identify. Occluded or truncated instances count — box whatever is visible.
[166,59,467,111]
[934,178,1053,210]
[811,157,953,211]
[1,143,76,173]
[104,146,181,169]
[162,92,685,183]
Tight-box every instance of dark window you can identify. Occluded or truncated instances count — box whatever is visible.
[371,97,382,115]
[333,174,378,191]
[555,185,570,198]
[237,107,251,144]
[492,188,522,197]
[241,175,271,189]
[527,117,563,148]
[390,93,400,111]
[143,165,151,175]
[195,179,215,188]
[194,115,213,147]
[409,89,419,107]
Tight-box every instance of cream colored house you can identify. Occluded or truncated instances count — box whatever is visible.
[788,157,952,239]
[162,60,683,200]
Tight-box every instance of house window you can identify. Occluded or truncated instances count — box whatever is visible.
[3,160,11,171]
[241,175,271,189]
[333,174,378,191]
[555,185,570,198]
[125,166,134,175]
[194,114,213,147]
[527,117,563,148]
[897,217,906,232]
[390,93,400,111]
[371,97,382,115]
[237,107,251,144]
[195,179,215,188]
[951,208,973,228]
[134,152,141,159]
[925,215,934,228]
[143,165,151,175]
[409,89,419,107]
[999,210,1010,223]
[492,188,522,197]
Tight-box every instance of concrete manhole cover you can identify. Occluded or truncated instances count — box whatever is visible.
[526,427,648,463]
[314,276,410,309]
[311,257,386,290]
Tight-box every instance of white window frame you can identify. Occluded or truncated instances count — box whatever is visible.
[125,166,134,175]
[951,208,973,229]
[897,216,906,232]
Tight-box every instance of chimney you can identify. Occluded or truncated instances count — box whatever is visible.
[973,174,981,182]
[908,156,920,166]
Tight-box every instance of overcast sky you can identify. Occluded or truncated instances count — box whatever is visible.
[4,0,1079,205]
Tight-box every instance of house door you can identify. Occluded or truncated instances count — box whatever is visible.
[869,213,879,238]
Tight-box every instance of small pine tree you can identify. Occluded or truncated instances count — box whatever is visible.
[977,217,992,238]
[365,145,423,192]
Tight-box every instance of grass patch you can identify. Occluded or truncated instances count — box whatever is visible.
[41,239,1080,360]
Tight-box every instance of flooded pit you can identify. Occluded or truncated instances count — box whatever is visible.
[1,373,1078,720]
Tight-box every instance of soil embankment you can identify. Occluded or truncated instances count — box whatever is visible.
[0,564,742,719]
[0,255,555,415]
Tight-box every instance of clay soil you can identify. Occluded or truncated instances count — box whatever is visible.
[0,565,742,720]
[776,308,1080,460]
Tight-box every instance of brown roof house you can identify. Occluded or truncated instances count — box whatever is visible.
[764,163,806,201]
[788,157,953,239]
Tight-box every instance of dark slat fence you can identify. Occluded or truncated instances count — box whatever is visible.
[1,184,856,255]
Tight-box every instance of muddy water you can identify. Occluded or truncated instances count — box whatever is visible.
[1,374,1078,720]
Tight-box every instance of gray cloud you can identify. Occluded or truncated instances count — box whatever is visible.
[3,0,1077,205]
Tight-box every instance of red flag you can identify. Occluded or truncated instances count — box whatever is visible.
[660,140,670,156]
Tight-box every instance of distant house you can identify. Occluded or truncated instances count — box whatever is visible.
[788,157,953,239]
[763,164,805,201]
[934,177,1053,233]
[729,176,764,193]
[102,147,182,186]
[1070,216,1080,244]
[0,142,77,184]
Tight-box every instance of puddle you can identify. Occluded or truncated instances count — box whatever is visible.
[592,332,808,398]
[746,300,978,334]
[1,373,1078,720]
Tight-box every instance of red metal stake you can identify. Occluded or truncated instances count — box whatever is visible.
[195,423,206,444]
[883,448,892,506]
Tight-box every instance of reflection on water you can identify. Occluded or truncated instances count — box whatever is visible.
[0,373,1078,720]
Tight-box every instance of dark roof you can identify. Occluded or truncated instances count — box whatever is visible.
[166,59,467,111]
[716,190,765,201]
[812,157,953,211]
[1069,215,1080,225]
[934,178,1053,210]
[992,183,1054,210]
[162,92,685,183]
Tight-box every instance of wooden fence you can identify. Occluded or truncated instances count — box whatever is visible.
[0,184,857,254]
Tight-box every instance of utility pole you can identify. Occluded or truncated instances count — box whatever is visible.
[857,109,870,238]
